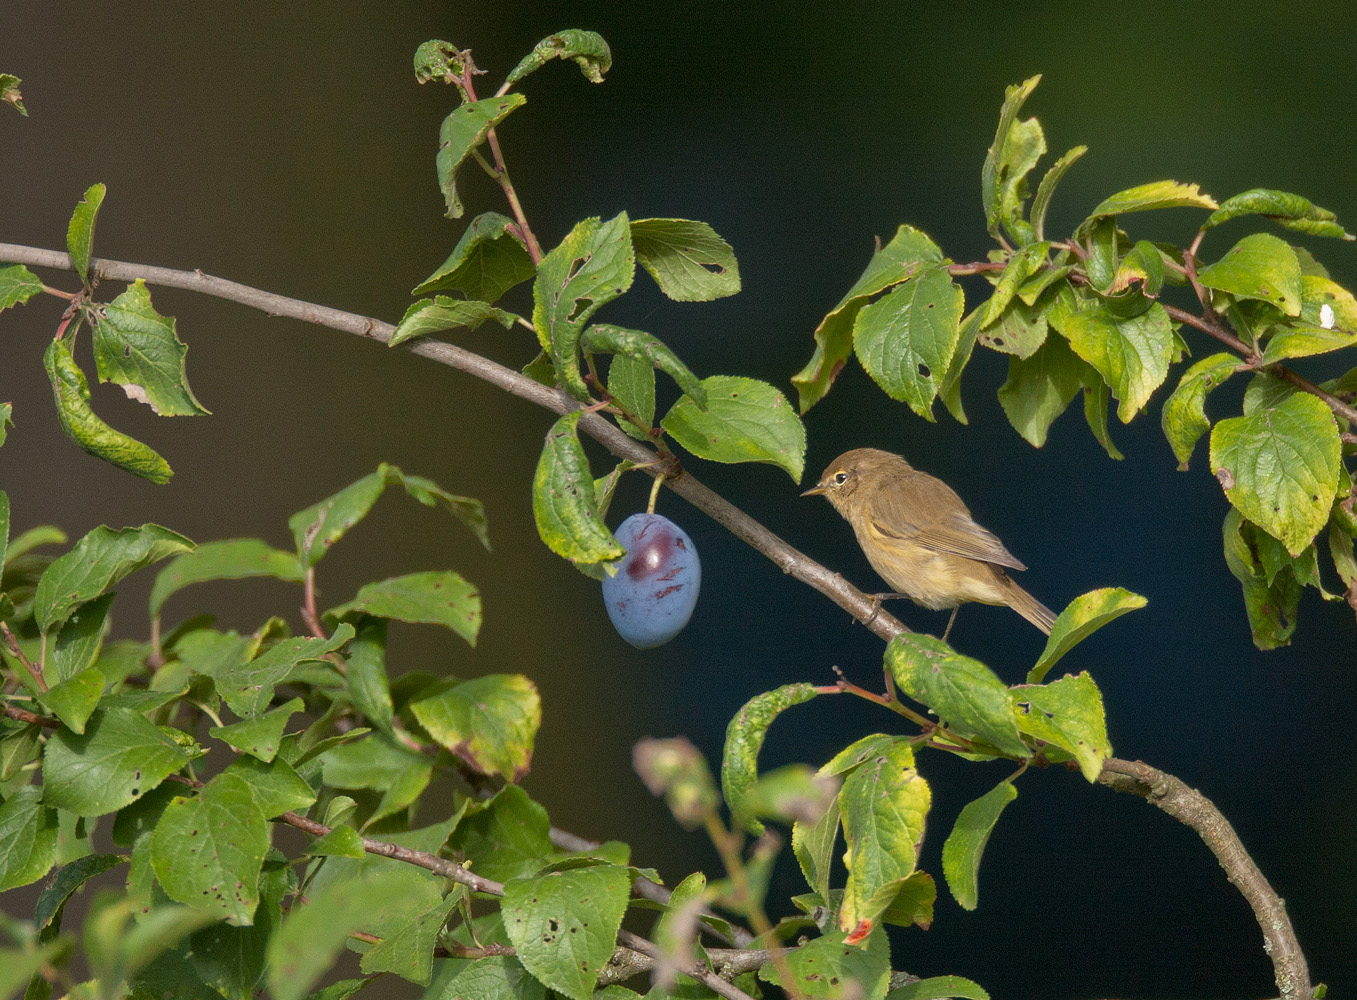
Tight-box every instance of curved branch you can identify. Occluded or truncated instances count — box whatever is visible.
[1098,758,1309,1000]
[0,242,908,643]
[0,242,1313,998]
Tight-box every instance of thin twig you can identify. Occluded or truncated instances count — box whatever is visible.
[1098,757,1309,1000]
[1,702,60,729]
[1,622,45,692]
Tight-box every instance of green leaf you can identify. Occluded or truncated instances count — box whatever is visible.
[501,864,632,1000]
[1081,371,1124,460]
[90,280,209,416]
[532,213,636,399]
[0,403,10,450]
[35,523,192,634]
[409,673,541,782]
[1012,672,1111,781]
[886,975,991,1000]
[1160,353,1241,470]
[43,338,174,484]
[760,926,891,1000]
[939,306,982,424]
[0,264,43,311]
[661,375,806,482]
[996,329,1084,447]
[630,218,740,302]
[389,296,518,348]
[38,667,104,734]
[423,954,545,1000]
[792,225,945,413]
[980,242,1049,329]
[186,855,291,1000]
[215,624,352,718]
[1196,232,1303,317]
[1222,510,1300,649]
[741,764,837,827]
[885,635,1028,757]
[581,323,706,408]
[505,29,612,86]
[1204,188,1353,240]
[225,756,316,819]
[67,183,106,286]
[150,773,269,925]
[50,591,114,682]
[1059,300,1174,422]
[607,354,655,440]
[1259,324,1357,365]
[42,707,192,816]
[979,294,1049,360]
[325,570,481,646]
[1030,146,1087,240]
[1086,180,1217,219]
[792,795,840,903]
[853,266,965,421]
[0,786,58,891]
[412,39,465,85]
[721,683,818,836]
[319,732,424,791]
[1210,392,1341,556]
[343,615,393,732]
[412,212,535,303]
[0,724,41,782]
[532,411,625,574]
[437,94,526,219]
[360,889,458,985]
[1109,240,1166,297]
[1028,587,1147,683]
[34,852,127,928]
[632,736,721,830]
[266,869,415,1000]
[882,870,936,930]
[209,697,303,762]
[445,784,554,883]
[0,72,26,115]
[149,539,303,620]
[838,738,930,941]
[940,778,1017,911]
[306,824,366,858]
[982,75,1044,243]
[289,462,488,567]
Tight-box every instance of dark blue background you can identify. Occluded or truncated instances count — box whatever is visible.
[2,3,1354,996]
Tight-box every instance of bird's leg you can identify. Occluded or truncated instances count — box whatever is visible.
[863,592,909,627]
[940,606,960,643]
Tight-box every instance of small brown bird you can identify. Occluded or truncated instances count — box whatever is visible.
[802,448,1055,638]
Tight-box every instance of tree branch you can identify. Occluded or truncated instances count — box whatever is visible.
[0,241,1314,998]
[1098,757,1310,1000]
[0,243,909,642]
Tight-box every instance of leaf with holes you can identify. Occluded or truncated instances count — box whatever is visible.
[42,707,193,816]
[531,411,625,574]
[1011,672,1110,781]
[630,217,740,301]
[886,634,1027,757]
[150,773,269,925]
[505,29,612,86]
[436,94,526,219]
[410,673,541,781]
[838,737,930,942]
[662,375,806,482]
[759,925,891,1000]
[853,266,965,421]
[1210,392,1341,556]
[502,863,632,1000]
[792,224,944,413]
[532,213,635,399]
[1196,232,1303,316]
[91,279,209,416]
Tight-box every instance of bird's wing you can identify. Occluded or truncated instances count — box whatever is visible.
[866,476,1028,571]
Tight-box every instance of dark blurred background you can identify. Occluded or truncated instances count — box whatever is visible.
[3,2,1355,997]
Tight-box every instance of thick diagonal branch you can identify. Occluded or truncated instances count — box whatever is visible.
[1098,757,1309,1000]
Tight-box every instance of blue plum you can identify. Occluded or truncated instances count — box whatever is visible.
[602,512,701,648]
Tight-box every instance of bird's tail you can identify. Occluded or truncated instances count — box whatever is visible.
[1002,576,1056,635]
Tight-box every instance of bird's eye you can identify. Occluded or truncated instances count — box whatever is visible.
[834,471,848,485]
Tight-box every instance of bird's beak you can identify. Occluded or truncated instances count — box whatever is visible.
[800,484,829,497]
